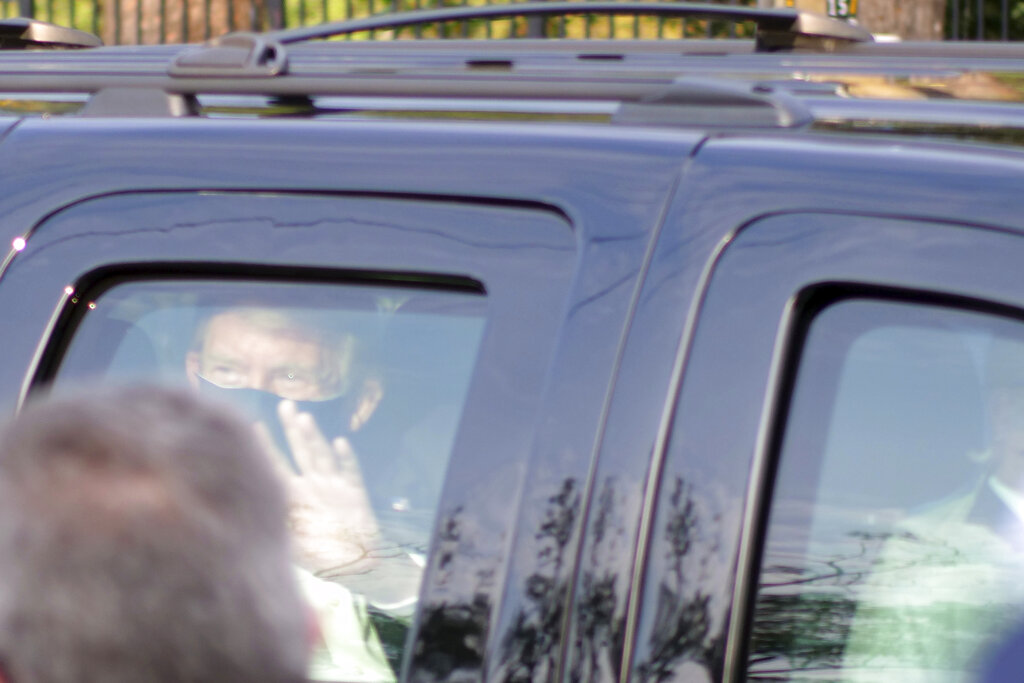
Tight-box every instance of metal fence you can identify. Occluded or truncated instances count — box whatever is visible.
[3,0,1020,45]
[949,0,1018,39]
[5,0,767,44]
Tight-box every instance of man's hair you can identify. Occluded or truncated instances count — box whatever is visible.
[0,385,309,683]
[191,307,356,397]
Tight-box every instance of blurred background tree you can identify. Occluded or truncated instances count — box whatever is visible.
[859,0,946,38]
[950,0,1024,39]
[6,0,1024,45]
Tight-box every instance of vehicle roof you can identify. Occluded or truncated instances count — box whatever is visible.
[0,3,1023,147]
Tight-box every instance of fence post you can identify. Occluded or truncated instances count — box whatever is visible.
[17,0,31,17]
[524,15,545,37]
[265,0,283,28]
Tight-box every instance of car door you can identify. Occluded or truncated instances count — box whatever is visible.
[0,188,581,679]
[556,131,1024,683]
[626,212,1024,682]
[0,114,701,683]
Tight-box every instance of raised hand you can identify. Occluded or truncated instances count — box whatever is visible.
[257,399,381,574]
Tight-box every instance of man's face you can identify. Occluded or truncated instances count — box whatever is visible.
[990,386,1024,487]
[186,311,341,402]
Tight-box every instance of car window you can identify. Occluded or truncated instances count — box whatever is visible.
[50,278,487,682]
[747,298,1024,681]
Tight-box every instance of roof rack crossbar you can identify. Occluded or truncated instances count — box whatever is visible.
[169,33,288,78]
[612,76,813,128]
[264,1,872,50]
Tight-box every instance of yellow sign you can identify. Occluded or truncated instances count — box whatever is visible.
[782,0,857,18]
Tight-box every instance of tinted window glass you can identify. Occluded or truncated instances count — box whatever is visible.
[52,279,486,682]
[748,299,1024,681]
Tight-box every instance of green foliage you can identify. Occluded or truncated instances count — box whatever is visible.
[333,6,762,41]
[949,0,1024,40]
[25,0,1024,46]
[3,0,98,35]
[8,0,761,44]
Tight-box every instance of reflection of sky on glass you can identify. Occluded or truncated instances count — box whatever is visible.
[60,281,486,384]
[755,299,1024,677]
[818,322,987,511]
[762,304,1013,582]
[55,279,489,570]
[770,301,1005,560]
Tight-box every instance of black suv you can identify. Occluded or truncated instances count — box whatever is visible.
[3,5,1024,681]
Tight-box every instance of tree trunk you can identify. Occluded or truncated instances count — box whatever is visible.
[857,0,946,39]
[773,0,946,40]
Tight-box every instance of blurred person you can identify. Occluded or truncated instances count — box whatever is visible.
[186,307,419,677]
[844,337,1024,681]
[0,385,310,683]
[976,617,1024,683]
[186,307,383,568]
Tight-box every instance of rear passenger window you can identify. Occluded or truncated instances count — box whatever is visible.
[748,298,1024,681]
[48,278,486,682]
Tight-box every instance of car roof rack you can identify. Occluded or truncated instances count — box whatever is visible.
[3,1,1024,135]
[264,1,873,52]
[63,70,815,126]
[612,76,812,128]
[0,18,101,49]
[169,33,286,78]
[164,2,870,81]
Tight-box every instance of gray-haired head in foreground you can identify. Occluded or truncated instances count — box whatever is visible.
[0,385,309,683]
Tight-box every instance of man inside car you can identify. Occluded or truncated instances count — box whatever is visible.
[844,335,1024,680]
[185,306,419,679]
